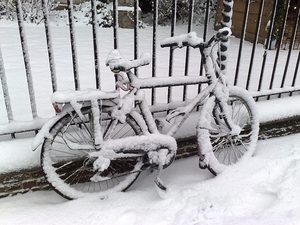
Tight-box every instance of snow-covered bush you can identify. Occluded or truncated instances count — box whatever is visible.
[0,0,216,27]
[193,0,217,25]
[0,0,113,27]
[0,0,57,23]
[72,1,113,27]
[92,1,113,27]
[0,0,15,20]
[140,0,217,26]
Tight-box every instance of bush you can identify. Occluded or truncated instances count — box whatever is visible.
[0,0,57,23]
[0,0,113,27]
[139,0,217,26]
[0,0,216,27]
[89,1,113,27]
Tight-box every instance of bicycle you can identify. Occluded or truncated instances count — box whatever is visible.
[32,27,259,200]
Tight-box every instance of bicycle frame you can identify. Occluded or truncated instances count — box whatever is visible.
[33,28,237,157]
[116,39,237,139]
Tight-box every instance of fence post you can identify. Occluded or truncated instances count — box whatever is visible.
[0,47,13,124]
[234,0,250,86]
[151,0,158,105]
[246,0,264,91]
[113,0,119,49]
[15,0,37,119]
[42,0,57,93]
[67,0,80,90]
[257,0,278,94]
[134,0,139,76]
[183,0,194,101]
[91,0,101,89]
[167,0,177,103]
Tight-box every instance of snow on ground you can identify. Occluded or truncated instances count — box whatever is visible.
[0,133,300,225]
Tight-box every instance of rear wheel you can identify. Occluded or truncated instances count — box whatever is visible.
[206,86,259,175]
[41,105,145,200]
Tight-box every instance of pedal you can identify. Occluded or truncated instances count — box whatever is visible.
[199,160,208,169]
[154,177,167,192]
[154,163,169,198]
[154,176,170,199]
[199,155,208,169]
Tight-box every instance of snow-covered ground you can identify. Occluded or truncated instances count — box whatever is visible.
[0,133,300,225]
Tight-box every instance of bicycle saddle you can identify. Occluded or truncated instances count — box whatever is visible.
[106,49,151,73]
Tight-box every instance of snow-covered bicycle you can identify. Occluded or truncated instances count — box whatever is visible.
[33,27,259,200]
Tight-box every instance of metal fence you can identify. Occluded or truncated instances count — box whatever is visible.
[0,0,299,139]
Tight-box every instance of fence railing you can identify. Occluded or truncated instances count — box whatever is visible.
[0,0,299,139]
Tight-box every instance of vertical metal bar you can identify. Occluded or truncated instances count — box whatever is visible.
[198,0,210,95]
[151,0,158,105]
[219,0,233,75]
[246,0,264,90]
[280,0,300,93]
[42,0,57,93]
[15,0,37,118]
[91,0,101,89]
[234,0,250,86]
[167,0,177,103]
[113,0,119,49]
[290,50,300,96]
[134,0,139,76]
[257,0,278,93]
[203,0,210,42]
[67,0,80,90]
[0,46,14,138]
[268,0,290,99]
[183,0,194,101]
[0,46,13,121]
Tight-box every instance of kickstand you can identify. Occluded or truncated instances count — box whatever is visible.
[154,163,169,198]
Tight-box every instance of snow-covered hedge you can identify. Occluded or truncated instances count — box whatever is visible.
[0,0,57,23]
[0,0,113,27]
[0,0,216,26]
[155,0,217,26]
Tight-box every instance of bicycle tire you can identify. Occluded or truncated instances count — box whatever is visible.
[203,86,259,175]
[41,105,145,200]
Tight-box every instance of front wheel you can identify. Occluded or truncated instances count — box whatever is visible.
[200,86,259,175]
[41,105,145,200]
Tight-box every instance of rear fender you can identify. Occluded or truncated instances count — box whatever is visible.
[31,103,78,151]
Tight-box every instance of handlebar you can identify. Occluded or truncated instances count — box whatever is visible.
[160,27,232,49]
[106,49,151,73]
[160,31,204,48]
[106,28,231,73]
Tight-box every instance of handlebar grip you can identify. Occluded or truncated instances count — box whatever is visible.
[106,49,151,72]
[215,27,232,40]
[160,32,204,48]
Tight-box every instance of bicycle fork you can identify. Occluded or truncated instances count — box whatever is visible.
[196,92,242,174]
